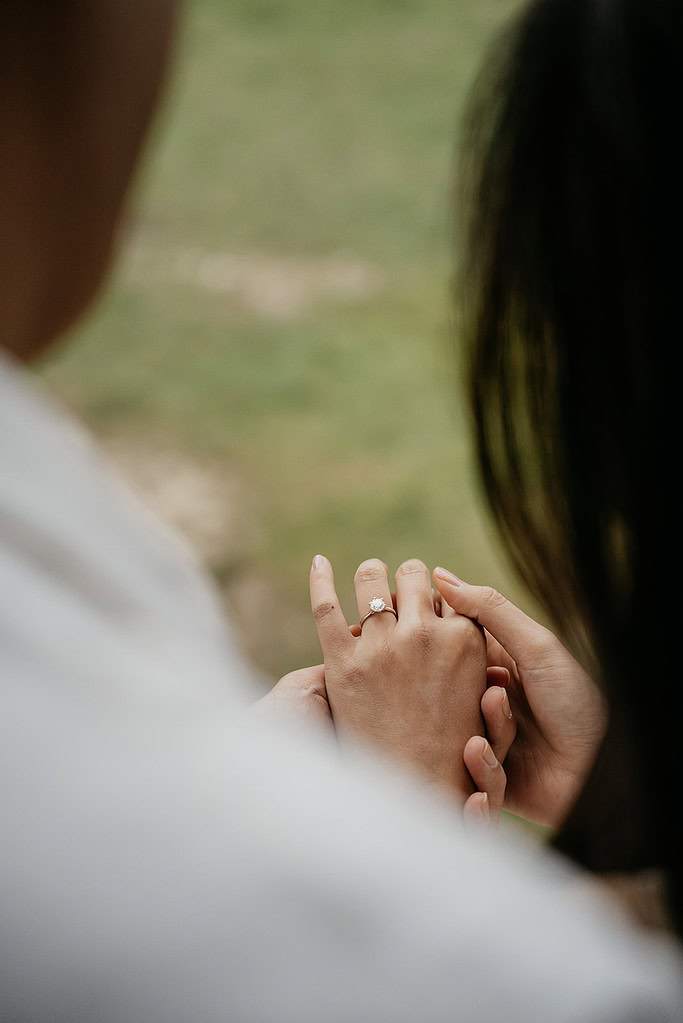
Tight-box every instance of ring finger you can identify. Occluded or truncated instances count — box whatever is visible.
[354,558,395,635]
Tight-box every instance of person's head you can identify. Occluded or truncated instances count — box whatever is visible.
[461,0,681,929]
[0,1,178,362]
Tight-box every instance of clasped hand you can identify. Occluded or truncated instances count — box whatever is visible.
[261,556,607,829]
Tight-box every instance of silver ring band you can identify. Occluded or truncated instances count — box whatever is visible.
[358,597,398,632]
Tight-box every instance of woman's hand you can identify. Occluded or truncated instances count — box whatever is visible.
[309,555,488,801]
[434,567,607,828]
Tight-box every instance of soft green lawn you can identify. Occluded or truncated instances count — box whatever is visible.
[43,0,536,679]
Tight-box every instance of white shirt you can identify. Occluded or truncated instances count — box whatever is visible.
[1,349,681,1022]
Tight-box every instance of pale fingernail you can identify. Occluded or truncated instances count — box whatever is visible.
[479,737,498,768]
[434,567,463,586]
[500,688,513,720]
[312,555,325,569]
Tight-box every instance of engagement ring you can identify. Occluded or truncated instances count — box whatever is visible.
[358,597,398,632]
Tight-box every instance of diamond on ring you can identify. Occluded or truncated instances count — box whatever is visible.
[358,596,397,632]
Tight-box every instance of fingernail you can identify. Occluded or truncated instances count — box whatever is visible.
[479,737,497,768]
[500,688,513,720]
[312,555,325,569]
[434,567,463,586]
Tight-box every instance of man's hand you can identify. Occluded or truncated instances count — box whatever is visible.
[255,665,333,733]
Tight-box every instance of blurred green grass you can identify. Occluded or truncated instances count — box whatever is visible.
[42,0,536,679]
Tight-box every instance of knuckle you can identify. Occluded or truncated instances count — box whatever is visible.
[523,626,561,664]
[536,626,561,654]
[478,585,507,610]
[312,601,337,623]
[452,614,485,649]
[355,559,387,584]
[286,669,323,698]
[396,558,428,577]
[406,622,435,650]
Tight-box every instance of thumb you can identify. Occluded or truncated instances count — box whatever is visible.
[433,567,556,669]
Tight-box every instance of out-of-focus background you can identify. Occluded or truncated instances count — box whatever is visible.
[42,0,532,682]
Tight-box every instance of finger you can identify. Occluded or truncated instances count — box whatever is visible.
[486,665,511,689]
[354,558,394,632]
[463,735,506,817]
[433,568,558,669]
[481,686,517,764]
[349,624,362,638]
[485,632,517,675]
[463,791,490,826]
[310,555,352,656]
[394,558,435,625]
[434,588,457,619]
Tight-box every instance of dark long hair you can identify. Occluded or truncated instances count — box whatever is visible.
[460,0,682,932]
